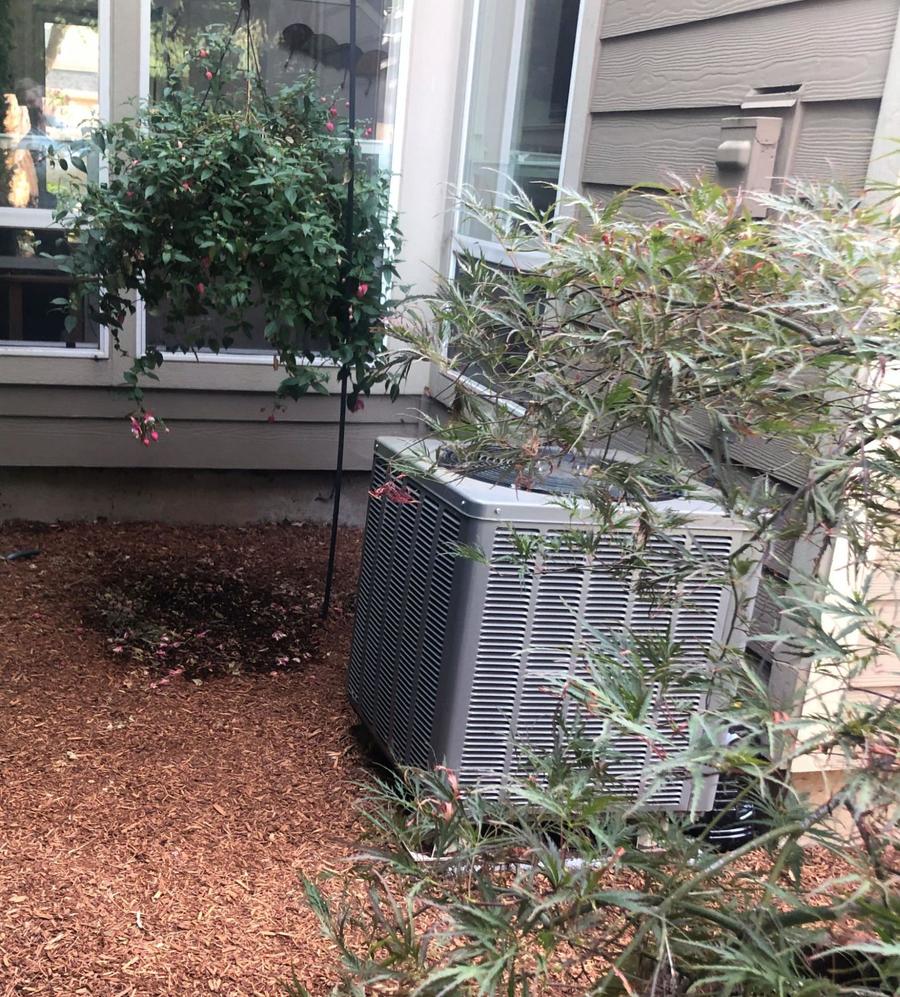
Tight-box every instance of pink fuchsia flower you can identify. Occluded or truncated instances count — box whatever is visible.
[325,120,335,133]
[329,106,338,117]
[356,282,369,298]
[348,397,365,413]
[266,413,276,424]
[130,411,167,445]
[181,181,192,191]
[364,127,373,138]
[200,256,211,271]
[205,70,213,81]
[196,282,206,295]
[198,48,209,58]
[369,479,419,505]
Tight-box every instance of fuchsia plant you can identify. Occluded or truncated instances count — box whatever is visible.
[53,36,400,444]
[129,411,166,447]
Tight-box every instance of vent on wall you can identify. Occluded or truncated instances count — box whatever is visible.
[348,438,760,812]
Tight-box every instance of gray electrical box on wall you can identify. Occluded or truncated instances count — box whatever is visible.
[715,116,783,217]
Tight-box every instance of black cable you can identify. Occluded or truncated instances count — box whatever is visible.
[321,0,357,619]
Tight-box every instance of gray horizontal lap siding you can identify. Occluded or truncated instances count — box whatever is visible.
[582,0,900,665]
[592,0,897,113]
[583,101,881,191]
[585,0,896,204]
[0,388,425,471]
[600,0,800,38]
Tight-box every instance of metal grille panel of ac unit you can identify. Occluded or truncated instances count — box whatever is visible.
[349,455,461,769]
[348,438,759,812]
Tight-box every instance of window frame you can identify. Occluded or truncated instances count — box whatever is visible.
[448,0,589,278]
[434,0,597,408]
[0,0,112,359]
[134,0,413,370]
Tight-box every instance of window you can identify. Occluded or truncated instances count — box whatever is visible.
[0,0,106,352]
[456,0,580,246]
[143,0,405,361]
[444,0,581,404]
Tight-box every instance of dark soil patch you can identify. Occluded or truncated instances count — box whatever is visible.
[88,564,323,679]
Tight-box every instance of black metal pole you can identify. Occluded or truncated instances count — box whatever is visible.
[321,0,357,619]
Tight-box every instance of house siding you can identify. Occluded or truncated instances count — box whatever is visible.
[584,0,898,200]
[582,0,900,495]
[581,0,900,733]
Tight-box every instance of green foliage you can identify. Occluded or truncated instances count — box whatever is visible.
[303,183,900,994]
[55,36,400,412]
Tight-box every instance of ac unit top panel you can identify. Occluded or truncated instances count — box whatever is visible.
[375,437,744,531]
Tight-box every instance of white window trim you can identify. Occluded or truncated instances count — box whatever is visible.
[135,0,413,369]
[434,0,591,411]
[452,232,549,271]
[0,0,112,359]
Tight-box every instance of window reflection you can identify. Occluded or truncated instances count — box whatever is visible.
[0,227,99,347]
[147,0,403,357]
[0,1,101,210]
[151,0,399,170]
[461,0,580,236]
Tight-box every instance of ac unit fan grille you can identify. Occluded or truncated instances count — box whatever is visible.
[349,457,461,769]
[461,529,733,805]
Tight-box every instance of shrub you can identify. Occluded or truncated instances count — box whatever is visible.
[54,36,400,423]
[300,183,900,995]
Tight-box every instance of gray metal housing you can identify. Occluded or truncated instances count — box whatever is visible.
[348,437,759,811]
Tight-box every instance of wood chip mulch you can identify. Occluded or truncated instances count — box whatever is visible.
[0,520,865,996]
[0,521,372,996]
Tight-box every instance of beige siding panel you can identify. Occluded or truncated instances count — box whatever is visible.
[583,102,881,190]
[582,184,670,221]
[591,0,899,112]
[791,100,881,187]
[0,417,418,471]
[601,0,798,38]
[0,385,424,425]
[583,109,727,187]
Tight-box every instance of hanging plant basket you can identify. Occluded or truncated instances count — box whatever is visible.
[54,30,400,434]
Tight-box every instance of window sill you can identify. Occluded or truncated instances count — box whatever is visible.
[0,345,107,359]
[154,351,338,368]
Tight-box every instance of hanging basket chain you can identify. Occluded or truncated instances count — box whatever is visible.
[199,0,273,116]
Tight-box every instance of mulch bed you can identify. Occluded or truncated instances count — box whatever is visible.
[0,521,371,996]
[0,521,864,996]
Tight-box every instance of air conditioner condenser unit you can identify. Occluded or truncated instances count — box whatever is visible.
[348,437,760,811]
